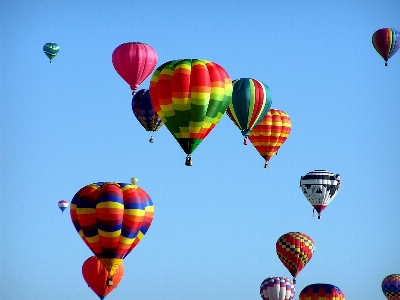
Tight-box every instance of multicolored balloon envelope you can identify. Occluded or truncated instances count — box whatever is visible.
[276,232,314,283]
[260,277,295,300]
[249,109,291,168]
[58,200,69,213]
[382,274,400,300]
[70,178,154,275]
[112,42,158,92]
[43,42,60,63]
[82,256,124,300]
[299,283,345,300]
[131,89,163,142]
[300,170,340,219]
[226,78,272,145]
[149,59,233,166]
[372,28,400,66]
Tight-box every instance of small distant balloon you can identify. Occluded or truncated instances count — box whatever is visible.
[372,28,400,66]
[382,274,400,300]
[58,200,69,213]
[43,42,60,63]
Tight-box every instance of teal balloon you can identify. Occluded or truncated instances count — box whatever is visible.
[43,42,60,63]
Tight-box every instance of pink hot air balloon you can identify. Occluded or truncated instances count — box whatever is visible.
[112,42,158,93]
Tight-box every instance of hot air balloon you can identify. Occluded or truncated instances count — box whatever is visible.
[131,89,163,143]
[249,109,291,168]
[382,274,400,300]
[112,42,158,93]
[82,256,124,300]
[226,78,272,145]
[372,28,400,66]
[70,177,154,279]
[43,42,60,63]
[260,277,295,300]
[58,200,69,213]
[276,232,314,284]
[149,59,233,166]
[300,170,340,219]
[299,283,345,300]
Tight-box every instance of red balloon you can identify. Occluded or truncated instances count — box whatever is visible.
[82,256,124,300]
[112,42,158,92]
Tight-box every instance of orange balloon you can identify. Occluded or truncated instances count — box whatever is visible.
[82,256,124,300]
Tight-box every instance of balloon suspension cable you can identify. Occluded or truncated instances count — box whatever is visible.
[106,276,114,286]
[185,155,192,166]
[149,136,154,143]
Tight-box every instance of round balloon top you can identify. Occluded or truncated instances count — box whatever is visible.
[112,42,158,91]
[260,277,295,300]
[43,42,60,63]
[299,283,345,300]
[382,274,400,300]
[372,28,400,66]
[70,179,154,275]
[276,232,315,283]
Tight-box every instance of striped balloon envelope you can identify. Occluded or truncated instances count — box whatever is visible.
[299,283,345,300]
[58,200,69,213]
[82,256,124,300]
[70,178,154,276]
[276,232,314,283]
[382,274,400,300]
[372,28,400,66]
[131,89,163,142]
[260,277,295,300]
[248,109,291,168]
[149,59,232,165]
[43,42,60,63]
[300,170,340,219]
[226,78,272,145]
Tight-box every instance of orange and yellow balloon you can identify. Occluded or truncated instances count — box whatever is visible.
[249,109,291,168]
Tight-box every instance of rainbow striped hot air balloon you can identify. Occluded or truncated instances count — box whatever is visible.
[382,274,400,300]
[149,59,232,166]
[372,28,400,66]
[43,42,60,63]
[276,232,314,284]
[226,78,272,145]
[260,277,295,300]
[299,283,345,300]
[249,109,291,168]
[70,178,154,279]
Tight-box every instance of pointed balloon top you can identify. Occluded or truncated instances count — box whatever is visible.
[131,177,138,186]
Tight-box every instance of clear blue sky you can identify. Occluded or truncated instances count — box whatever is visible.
[1,1,399,299]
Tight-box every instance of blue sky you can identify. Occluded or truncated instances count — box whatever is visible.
[1,1,399,299]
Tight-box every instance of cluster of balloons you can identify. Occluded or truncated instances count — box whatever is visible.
[49,28,398,298]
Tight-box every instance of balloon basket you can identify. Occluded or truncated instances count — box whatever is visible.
[264,162,269,168]
[185,156,192,166]
[149,136,154,143]
[106,278,113,286]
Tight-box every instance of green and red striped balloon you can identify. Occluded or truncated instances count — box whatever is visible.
[226,78,272,145]
[149,59,232,164]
